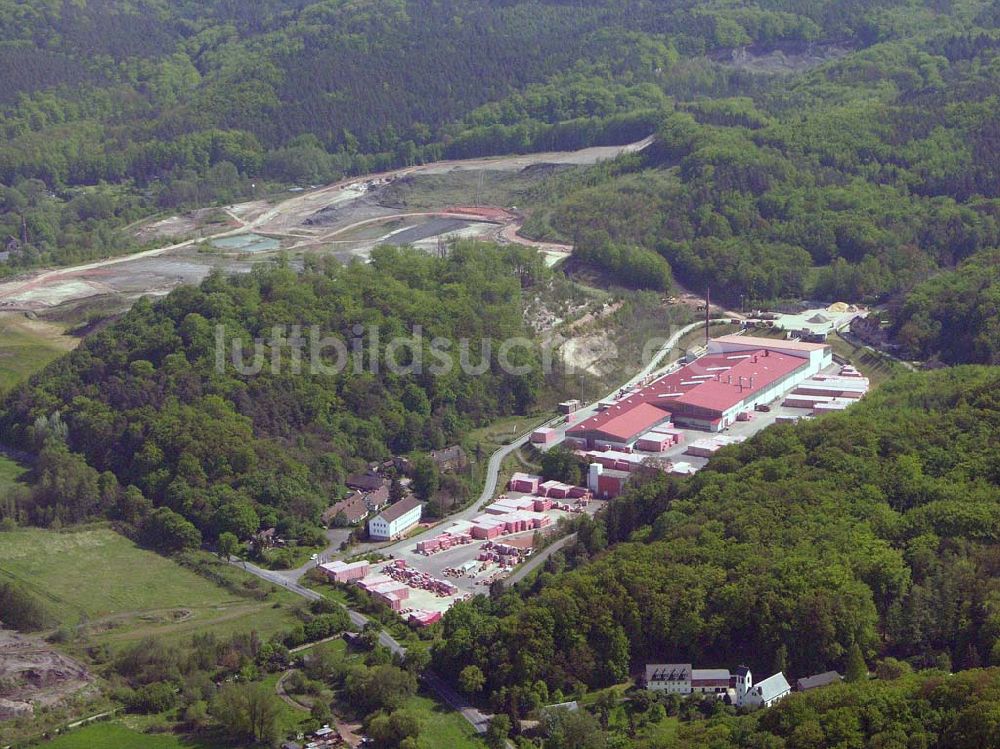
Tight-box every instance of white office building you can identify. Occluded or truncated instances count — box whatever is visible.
[368,496,423,541]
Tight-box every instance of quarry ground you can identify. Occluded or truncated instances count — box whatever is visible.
[0,139,651,317]
[0,629,94,721]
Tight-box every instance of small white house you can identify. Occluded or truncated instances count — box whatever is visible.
[734,665,791,709]
[368,496,423,541]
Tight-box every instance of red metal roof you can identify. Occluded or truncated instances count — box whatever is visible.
[672,352,804,413]
[570,401,671,442]
[569,348,807,439]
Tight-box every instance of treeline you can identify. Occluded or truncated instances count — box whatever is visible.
[523,22,1000,307]
[574,235,673,292]
[0,242,550,543]
[0,0,910,270]
[433,368,1000,715]
[892,248,1000,365]
[104,599,351,745]
[669,667,1000,748]
[0,579,52,631]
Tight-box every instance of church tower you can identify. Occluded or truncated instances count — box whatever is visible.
[734,665,752,706]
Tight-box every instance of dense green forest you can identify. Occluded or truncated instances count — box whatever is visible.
[892,248,1000,364]
[0,243,550,540]
[6,2,1000,747]
[0,0,942,272]
[0,0,893,189]
[522,30,1000,306]
[434,367,1000,714]
[1,0,999,351]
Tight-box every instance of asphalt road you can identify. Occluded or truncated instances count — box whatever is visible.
[227,320,711,735]
[505,533,577,587]
[373,320,707,559]
[228,556,493,732]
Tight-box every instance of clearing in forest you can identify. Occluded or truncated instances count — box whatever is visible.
[0,525,301,646]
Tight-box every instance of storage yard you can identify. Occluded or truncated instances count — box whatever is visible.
[320,495,597,623]
[541,333,869,498]
[313,332,869,628]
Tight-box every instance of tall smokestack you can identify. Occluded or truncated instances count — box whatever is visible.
[705,287,711,346]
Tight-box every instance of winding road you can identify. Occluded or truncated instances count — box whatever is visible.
[0,137,653,312]
[375,320,708,558]
[226,318,707,735]
[228,556,493,732]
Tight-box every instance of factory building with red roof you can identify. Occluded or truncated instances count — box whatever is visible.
[568,335,831,448]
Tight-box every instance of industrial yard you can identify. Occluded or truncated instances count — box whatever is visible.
[321,496,597,622]
[318,331,870,628]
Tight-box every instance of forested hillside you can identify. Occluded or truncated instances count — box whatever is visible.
[522,25,1000,306]
[0,0,921,271]
[434,367,1000,710]
[0,243,549,540]
[2,0,998,355]
[2,0,999,352]
[0,0,896,186]
[892,249,1000,364]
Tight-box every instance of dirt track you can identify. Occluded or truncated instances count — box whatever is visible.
[0,138,651,313]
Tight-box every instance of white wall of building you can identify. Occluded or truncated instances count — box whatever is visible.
[687,351,833,430]
[368,504,422,540]
[646,679,691,694]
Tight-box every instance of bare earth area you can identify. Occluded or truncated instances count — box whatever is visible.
[560,333,621,377]
[0,629,93,721]
[0,138,651,314]
[132,207,240,243]
[712,42,853,74]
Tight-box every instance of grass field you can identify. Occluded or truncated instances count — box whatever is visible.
[465,413,553,451]
[404,691,484,748]
[39,721,225,749]
[0,525,302,646]
[260,671,313,735]
[0,313,78,392]
[635,714,681,744]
